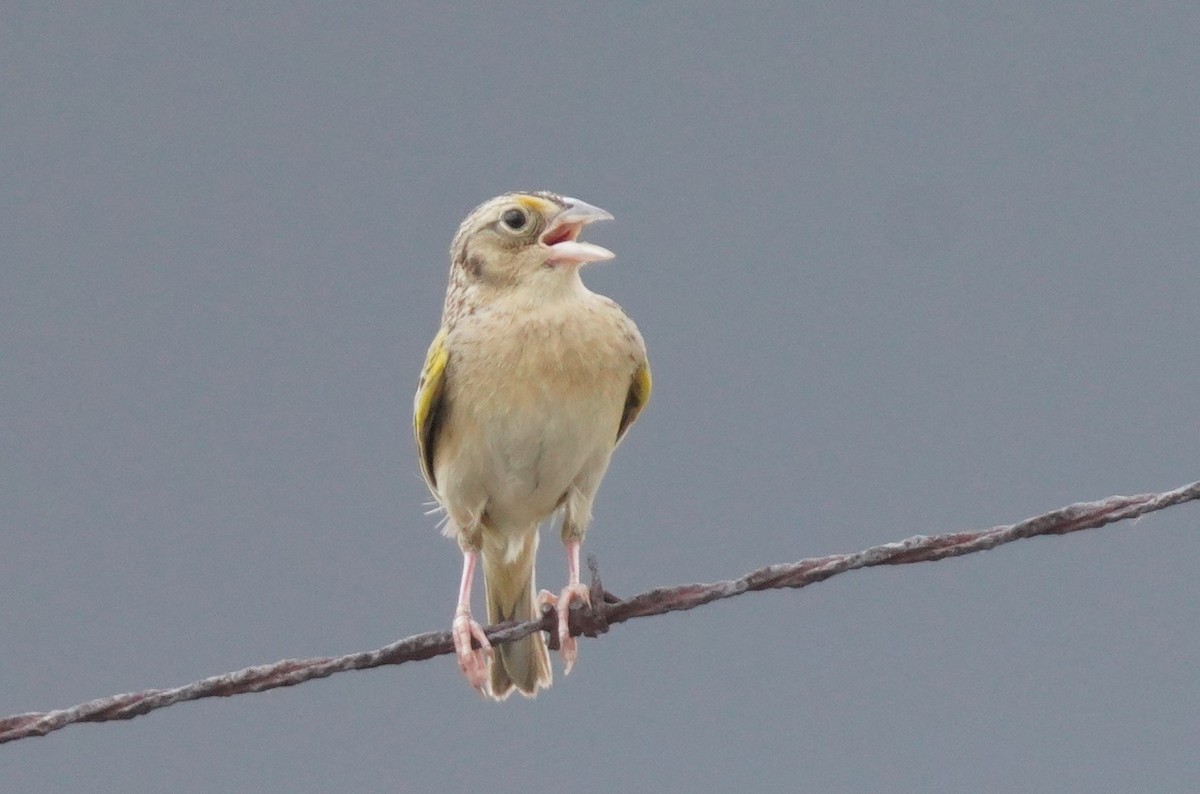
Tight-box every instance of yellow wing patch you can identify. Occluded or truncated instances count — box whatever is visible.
[413,327,450,494]
[617,360,651,444]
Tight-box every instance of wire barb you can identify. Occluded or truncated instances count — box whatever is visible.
[2,480,1196,745]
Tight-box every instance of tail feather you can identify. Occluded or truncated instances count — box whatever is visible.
[482,532,551,700]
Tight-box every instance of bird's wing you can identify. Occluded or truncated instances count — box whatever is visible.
[616,359,651,444]
[413,326,450,494]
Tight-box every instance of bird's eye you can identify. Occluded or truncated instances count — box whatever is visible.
[501,208,527,230]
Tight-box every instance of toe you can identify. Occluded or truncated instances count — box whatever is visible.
[557,583,591,676]
[452,613,493,695]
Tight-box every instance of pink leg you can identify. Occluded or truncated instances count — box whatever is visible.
[452,549,492,695]
[538,540,590,675]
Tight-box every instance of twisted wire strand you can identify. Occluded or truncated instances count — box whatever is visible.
[3,480,1196,745]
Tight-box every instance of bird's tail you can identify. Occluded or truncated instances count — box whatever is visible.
[481,529,551,700]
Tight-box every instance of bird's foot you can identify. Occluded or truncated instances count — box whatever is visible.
[538,583,591,675]
[452,607,492,696]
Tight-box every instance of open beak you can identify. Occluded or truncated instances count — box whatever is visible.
[540,197,615,265]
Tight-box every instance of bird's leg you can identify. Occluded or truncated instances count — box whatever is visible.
[559,539,590,674]
[538,538,590,675]
[452,548,492,695]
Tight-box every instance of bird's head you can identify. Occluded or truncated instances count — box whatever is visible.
[448,191,614,293]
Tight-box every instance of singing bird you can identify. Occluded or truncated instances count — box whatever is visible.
[413,191,650,699]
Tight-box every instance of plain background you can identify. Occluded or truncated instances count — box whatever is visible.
[3,3,1198,792]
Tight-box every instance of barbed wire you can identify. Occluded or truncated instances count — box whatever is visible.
[2,480,1197,745]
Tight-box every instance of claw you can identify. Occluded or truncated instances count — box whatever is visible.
[540,583,590,675]
[452,608,492,695]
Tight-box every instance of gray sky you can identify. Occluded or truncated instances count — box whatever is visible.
[4,3,1198,791]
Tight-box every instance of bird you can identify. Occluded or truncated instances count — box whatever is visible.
[413,191,650,699]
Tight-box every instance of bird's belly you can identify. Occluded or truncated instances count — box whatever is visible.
[437,370,624,531]
[475,394,618,526]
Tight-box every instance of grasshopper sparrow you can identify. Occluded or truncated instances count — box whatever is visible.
[414,191,650,699]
